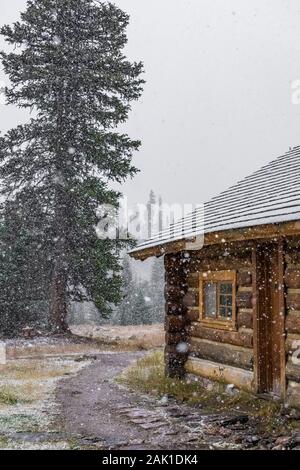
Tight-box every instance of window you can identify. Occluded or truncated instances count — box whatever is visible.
[199,270,237,330]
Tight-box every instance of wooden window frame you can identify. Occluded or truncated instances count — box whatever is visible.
[199,270,237,331]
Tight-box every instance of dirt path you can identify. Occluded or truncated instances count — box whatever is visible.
[57,351,270,450]
[56,351,215,450]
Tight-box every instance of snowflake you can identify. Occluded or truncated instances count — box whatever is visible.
[52,36,61,46]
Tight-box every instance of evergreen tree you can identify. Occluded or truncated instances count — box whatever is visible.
[117,256,135,326]
[0,205,50,336]
[149,258,165,323]
[147,189,156,238]
[0,1,144,332]
[115,256,153,326]
[132,283,151,325]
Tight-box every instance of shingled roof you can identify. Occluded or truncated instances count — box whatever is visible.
[130,146,300,256]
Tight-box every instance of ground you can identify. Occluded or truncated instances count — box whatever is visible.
[0,324,300,450]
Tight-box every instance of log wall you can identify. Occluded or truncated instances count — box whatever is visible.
[164,237,300,406]
[184,245,254,383]
[285,238,300,408]
[164,253,190,378]
[164,243,255,389]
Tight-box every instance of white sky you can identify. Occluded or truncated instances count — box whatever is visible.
[2,0,300,208]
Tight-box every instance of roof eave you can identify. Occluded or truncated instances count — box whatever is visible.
[129,220,300,261]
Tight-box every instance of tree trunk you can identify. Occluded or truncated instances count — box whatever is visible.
[50,264,69,334]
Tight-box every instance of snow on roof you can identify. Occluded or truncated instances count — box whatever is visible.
[130,146,300,255]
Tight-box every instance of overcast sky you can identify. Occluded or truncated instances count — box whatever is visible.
[1,0,300,208]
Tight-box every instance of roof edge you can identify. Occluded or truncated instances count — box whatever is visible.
[129,219,300,261]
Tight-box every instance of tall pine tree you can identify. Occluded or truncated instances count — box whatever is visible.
[0,1,144,333]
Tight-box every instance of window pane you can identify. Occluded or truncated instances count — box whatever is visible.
[220,284,227,294]
[221,282,232,295]
[204,282,217,318]
[219,282,233,320]
[219,306,226,318]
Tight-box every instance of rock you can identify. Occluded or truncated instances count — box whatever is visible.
[139,421,166,430]
[158,395,169,407]
[225,384,237,395]
[275,436,291,446]
[287,409,300,420]
[246,435,259,444]
[272,444,284,451]
[273,434,300,450]
[130,439,144,445]
[233,435,244,444]
[218,428,232,438]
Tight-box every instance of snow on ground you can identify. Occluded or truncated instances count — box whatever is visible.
[0,356,91,449]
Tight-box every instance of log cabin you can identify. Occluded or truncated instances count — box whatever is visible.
[130,146,300,407]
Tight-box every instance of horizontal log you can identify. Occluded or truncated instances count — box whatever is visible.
[236,291,253,309]
[165,279,187,292]
[189,255,252,273]
[237,270,252,287]
[286,357,300,383]
[286,333,300,353]
[165,315,185,333]
[286,311,300,334]
[286,237,300,248]
[186,322,253,348]
[286,249,300,265]
[186,308,199,323]
[185,357,254,392]
[183,290,199,308]
[190,243,252,259]
[165,286,184,302]
[285,268,300,289]
[286,381,300,409]
[165,350,186,379]
[189,337,253,370]
[286,292,300,310]
[165,332,186,345]
[165,302,187,316]
[165,344,189,356]
[187,273,199,289]
[164,255,179,269]
[237,309,253,329]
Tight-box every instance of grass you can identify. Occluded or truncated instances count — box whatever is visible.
[0,436,9,449]
[0,355,93,449]
[0,383,38,405]
[0,358,87,408]
[71,324,165,351]
[0,414,40,433]
[0,387,20,405]
[118,351,282,418]
[1,360,75,380]
[7,343,101,360]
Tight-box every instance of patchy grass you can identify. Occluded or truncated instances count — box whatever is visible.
[118,351,282,418]
[0,436,9,448]
[1,360,75,381]
[4,325,164,360]
[0,414,40,433]
[7,343,101,360]
[0,387,20,405]
[71,324,164,351]
[0,356,91,449]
